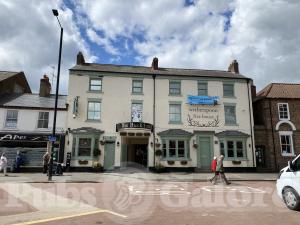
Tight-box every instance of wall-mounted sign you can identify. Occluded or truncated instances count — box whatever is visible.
[131,103,142,122]
[116,122,153,132]
[187,95,219,105]
[187,106,220,127]
[0,133,50,142]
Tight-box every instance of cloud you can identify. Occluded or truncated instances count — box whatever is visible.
[0,0,94,94]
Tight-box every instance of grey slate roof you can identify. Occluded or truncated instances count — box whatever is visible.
[70,127,104,134]
[215,130,250,137]
[0,94,67,109]
[0,71,19,82]
[70,63,250,80]
[158,129,193,136]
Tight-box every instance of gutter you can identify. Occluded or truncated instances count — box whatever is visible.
[152,74,156,168]
[247,80,255,167]
[268,99,278,170]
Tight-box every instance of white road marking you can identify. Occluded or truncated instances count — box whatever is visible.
[201,186,265,194]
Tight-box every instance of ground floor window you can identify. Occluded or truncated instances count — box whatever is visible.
[161,139,189,159]
[72,135,99,159]
[279,131,294,156]
[219,138,247,160]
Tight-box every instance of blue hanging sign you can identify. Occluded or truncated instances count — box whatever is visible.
[187,95,219,105]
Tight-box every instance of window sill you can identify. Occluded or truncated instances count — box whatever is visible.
[87,90,103,94]
[169,94,182,97]
[279,118,290,121]
[281,154,295,157]
[223,96,236,99]
[168,121,183,125]
[225,123,239,126]
[161,158,192,161]
[3,127,18,130]
[85,119,101,123]
[224,158,248,161]
[131,92,144,95]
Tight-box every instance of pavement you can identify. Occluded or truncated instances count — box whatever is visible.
[0,171,278,183]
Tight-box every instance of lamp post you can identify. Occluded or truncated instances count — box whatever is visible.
[48,9,63,181]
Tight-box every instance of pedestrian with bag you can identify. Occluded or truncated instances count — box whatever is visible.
[209,156,218,183]
[42,151,50,174]
[15,151,23,173]
[216,155,231,185]
[0,153,8,176]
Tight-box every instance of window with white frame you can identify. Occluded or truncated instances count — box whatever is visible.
[219,139,246,159]
[161,139,190,159]
[169,103,181,123]
[89,78,102,91]
[37,112,49,128]
[132,80,143,94]
[223,83,234,97]
[198,82,208,96]
[87,101,101,120]
[5,110,18,128]
[224,105,237,125]
[278,103,290,120]
[169,81,181,95]
[279,131,294,156]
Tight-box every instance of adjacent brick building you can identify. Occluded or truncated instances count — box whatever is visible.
[253,83,300,171]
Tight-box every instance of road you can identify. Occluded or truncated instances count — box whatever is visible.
[0,180,299,225]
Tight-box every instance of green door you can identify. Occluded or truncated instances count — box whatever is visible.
[104,142,115,170]
[198,136,213,170]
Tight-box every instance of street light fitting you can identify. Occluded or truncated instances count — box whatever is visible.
[52,9,59,17]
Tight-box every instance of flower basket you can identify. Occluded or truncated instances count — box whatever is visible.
[100,140,105,145]
[181,160,188,165]
[78,160,88,165]
[167,160,175,165]
[193,144,198,148]
[232,160,241,165]
[155,149,162,157]
[155,143,161,148]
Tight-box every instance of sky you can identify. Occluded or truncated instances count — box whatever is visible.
[0,0,300,94]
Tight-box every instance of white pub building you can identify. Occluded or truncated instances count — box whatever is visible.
[65,52,255,172]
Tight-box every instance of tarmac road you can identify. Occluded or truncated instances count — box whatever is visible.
[0,180,299,225]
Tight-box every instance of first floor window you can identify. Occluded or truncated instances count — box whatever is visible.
[278,103,289,120]
[169,81,181,95]
[198,82,208,96]
[280,132,294,156]
[169,104,181,123]
[224,105,236,125]
[89,78,102,91]
[5,110,18,128]
[37,112,49,128]
[132,80,143,94]
[223,83,234,97]
[88,101,101,120]
[161,139,189,159]
[220,139,246,159]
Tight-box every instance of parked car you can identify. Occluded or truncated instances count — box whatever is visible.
[276,154,300,211]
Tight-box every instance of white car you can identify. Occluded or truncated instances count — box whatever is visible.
[276,154,300,211]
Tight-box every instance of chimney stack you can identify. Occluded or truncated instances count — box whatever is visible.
[39,75,51,97]
[76,51,85,65]
[228,59,239,74]
[151,57,159,70]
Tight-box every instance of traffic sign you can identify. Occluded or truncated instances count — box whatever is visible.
[48,136,57,142]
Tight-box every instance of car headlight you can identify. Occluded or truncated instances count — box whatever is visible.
[278,170,284,179]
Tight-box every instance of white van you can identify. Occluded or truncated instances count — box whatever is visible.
[276,154,300,211]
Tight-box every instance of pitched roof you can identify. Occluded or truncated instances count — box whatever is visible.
[0,94,67,109]
[257,83,300,99]
[215,130,250,137]
[158,129,193,136]
[0,71,19,82]
[70,63,250,80]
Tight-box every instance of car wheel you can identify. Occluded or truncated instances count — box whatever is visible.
[283,187,300,211]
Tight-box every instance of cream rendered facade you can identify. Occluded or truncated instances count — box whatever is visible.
[66,56,255,171]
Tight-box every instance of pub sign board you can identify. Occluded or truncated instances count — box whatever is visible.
[0,133,52,142]
[116,122,153,132]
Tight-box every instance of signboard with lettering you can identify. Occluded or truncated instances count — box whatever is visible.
[187,106,220,127]
[0,133,52,142]
[116,122,153,132]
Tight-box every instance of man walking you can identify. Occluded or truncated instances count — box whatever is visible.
[216,155,231,185]
[42,151,50,174]
[0,153,8,176]
[209,156,218,183]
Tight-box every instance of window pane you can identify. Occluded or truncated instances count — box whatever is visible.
[169,81,181,95]
[133,80,143,93]
[178,149,185,158]
[178,141,185,149]
[90,79,102,91]
[169,140,176,148]
[223,84,234,96]
[169,104,181,122]
[225,105,236,124]
[78,138,91,156]
[279,104,289,119]
[220,142,225,156]
[162,143,167,157]
[227,141,234,157]
[236,141,244,158]
[88,102,101,120]
[198,83,207,95]
[5,110,18,128]
[169,149,176,157]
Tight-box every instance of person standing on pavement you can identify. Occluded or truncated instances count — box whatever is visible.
[42,151,50,174]
[209,156,218,183]
[0,153,8,176]
[15,151,23,173]
[216,155,231,185]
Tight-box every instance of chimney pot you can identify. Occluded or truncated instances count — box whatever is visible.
[228,59,239,74]
[76,52,85,65]
[151,57,159,70]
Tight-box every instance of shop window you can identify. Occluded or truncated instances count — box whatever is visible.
[198,82,208,96]
[78,138,92,156]
[223,83,234,97]
[280,132,294,156]
[132,80,143,94]
[169,104,181,123]
[169,81,181,95]
[5,110,18,128]
[224,105,236,125]
[89,78,102,91]
[278,103,289,120]
[88,101,101,120]
[37,112,49,129]
[219,139,246,160]
[161,139,189,159]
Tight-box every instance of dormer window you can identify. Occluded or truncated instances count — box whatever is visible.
[278,103,290,120]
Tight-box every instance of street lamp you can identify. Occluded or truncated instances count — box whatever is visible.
[48,9,63,181]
